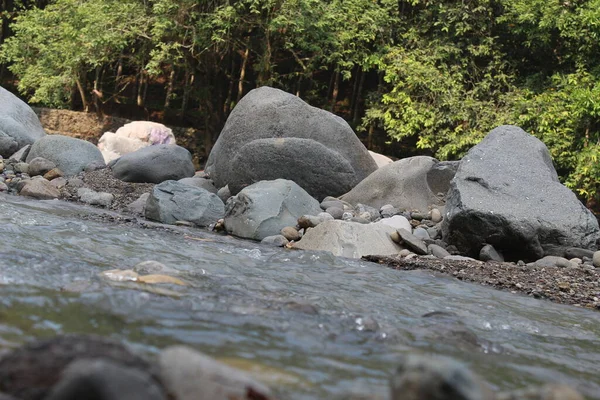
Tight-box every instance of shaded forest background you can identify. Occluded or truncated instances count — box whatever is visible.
[1,0,600,206]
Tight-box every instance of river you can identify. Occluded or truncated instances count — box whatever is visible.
[0,193,599,399]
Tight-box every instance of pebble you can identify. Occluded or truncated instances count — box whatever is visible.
[413,227,430,240]
[43,168,63,181]
[428,244,450,259]
[396,228,428,255]
[261,235,289,247]
[593,251,600,268]
[399,249,412,257]
[430,208,442,223]
[479,244,504,262]
[325,206,344,219]
[281,226,301,241]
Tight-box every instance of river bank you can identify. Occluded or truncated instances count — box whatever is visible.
[44,167,600,311]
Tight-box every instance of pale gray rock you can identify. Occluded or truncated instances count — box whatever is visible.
[224,179,321,240]
[27,135,105,176]
[205,86,377,200]
[126,193,150,215]
[293,220,402,258]
[77,188,114,207]
[413,227,431,240]
[159,346,273,400]
[443,125,600,261]
[216,185,231,203]
[377,215,412,232]
[145,180,225,227]
[341,156,449,212]
[534,256,577,268]
[428,244,451,259]
[479,244,504,262]
[594,251,600,268]
[0,86,46,158]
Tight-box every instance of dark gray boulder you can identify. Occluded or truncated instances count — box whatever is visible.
[205,86,377,200]
[112,144,195,183]
[0,86,46,158]
[46,359,166,400]
[224,179,321,240]
[442,125,600,261]
[26,135,105,176]
[341,156,451,212]
[145,180,224,226]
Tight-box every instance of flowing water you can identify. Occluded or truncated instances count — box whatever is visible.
[1,193,599,399]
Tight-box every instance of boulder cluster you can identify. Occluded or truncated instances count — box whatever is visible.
[1,84,599,270]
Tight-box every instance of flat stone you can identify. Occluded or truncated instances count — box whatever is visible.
[428,244,450,259]
[396,228,428,255]
[19,178,60,200]
[534,255,577,268]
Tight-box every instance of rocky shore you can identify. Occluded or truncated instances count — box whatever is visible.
[1,84,598,398]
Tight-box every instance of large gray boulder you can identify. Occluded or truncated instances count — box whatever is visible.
[0,86,46,158]
[293,220,402,258]
[145,180,224,226]
[26,135,105,176]
[442,125,600,261]
[341,156,453,212]
[112,144,195,184]
[224,179,321,240]
[205,87,377,200]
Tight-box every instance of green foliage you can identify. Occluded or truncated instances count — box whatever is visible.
[1,0,600,204]
[0,0,147,106]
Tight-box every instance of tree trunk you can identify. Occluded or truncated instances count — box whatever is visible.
[164,68,176,109]
[136,67,145,107]
[181,66,193,118]
[75,77,89,113]
[224,51,235,115]
[330,70,340,112]
[236,45,250,103]
[352,69,365,125]
[93,66,102,116]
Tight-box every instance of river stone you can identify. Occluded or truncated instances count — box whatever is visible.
[594,251,600,268]
[45,359,166,400]
[126,193,150,215]
[281,226,301,241]
[479,244,504,262]
[0,86,46,158]
[27,157,56,177]
[111,144,194,184]
[377,215,412,232]
[396,228,428,255]
[205,86,377,200]
[224,179,321,241]
[0,335,156,400]
[145,180,225,227]
[19,178,60,200]
[178,177,218,193]
[293,220,402,258]
[158,346,273,400]
[534,255,576,269]
[8,145,31,163]
[369,150,394,168]
[261,235,289,247]
[390,354,491,400]
[428,244,451,259]
[77,188,114,207]
[325,206,344,219]
[340,156,449,213]
[26,135,105,176]
[442,125,600,261]
[564,247,595,260]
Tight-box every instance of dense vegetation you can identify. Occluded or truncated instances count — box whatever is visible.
[1,0,599,206]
